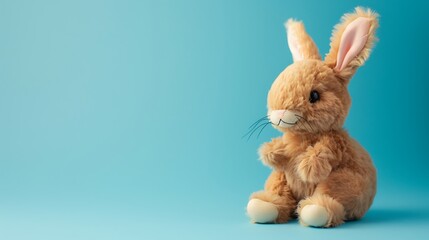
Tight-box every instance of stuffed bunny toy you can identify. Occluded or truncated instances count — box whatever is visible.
[246,7,379,228]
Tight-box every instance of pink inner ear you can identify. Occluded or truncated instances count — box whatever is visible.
[335,17,371,71]
[287,26,303,62]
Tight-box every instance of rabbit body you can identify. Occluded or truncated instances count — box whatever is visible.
[247,8,379,227]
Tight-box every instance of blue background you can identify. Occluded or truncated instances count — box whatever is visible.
[1,0,428,239]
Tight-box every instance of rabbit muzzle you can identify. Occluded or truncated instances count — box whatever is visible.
[269,110,302,128]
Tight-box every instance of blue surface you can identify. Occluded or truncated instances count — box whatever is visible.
[1,0,429,239]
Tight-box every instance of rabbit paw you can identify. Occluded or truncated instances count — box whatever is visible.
[259,143,287,169]
[247,199,279,223]
[296,149,332,183]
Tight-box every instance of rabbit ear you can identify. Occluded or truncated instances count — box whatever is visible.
[325,7,379,78]
[285,19,321,62]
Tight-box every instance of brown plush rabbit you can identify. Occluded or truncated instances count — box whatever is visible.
[246,7,378,227]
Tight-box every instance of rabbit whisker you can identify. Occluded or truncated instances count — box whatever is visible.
[248,115,269,129]
[295,114,315,132]
[257,121,272,138]
[242,120,270,139]
[247,122,271,141]
[244,121,271,141]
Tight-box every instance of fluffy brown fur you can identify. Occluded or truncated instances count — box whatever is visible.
[248,7,378,227]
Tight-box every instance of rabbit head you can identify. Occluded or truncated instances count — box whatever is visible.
[268,7,379,133]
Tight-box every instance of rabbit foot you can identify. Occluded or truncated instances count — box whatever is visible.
[300,204,329,227]
[247,199,278,223]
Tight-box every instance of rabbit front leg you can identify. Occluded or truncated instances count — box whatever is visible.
[258,137,289,170]
[296,141,339,184]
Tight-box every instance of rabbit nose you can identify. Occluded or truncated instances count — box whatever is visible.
[275,110,285,118]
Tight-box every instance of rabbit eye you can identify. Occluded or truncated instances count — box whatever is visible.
[309,90,320,103]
